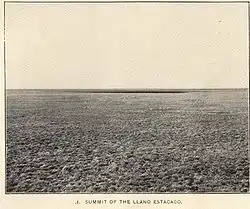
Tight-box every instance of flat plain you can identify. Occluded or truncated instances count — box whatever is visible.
[6,89,249,193]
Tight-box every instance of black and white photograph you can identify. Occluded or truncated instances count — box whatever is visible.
[4,2,249,194]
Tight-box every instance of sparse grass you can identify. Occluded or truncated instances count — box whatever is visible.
[6,89,249,193]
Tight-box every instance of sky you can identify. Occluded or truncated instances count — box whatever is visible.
[5,3,249,89]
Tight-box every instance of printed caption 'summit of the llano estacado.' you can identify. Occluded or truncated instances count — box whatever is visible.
[75,199,182,205]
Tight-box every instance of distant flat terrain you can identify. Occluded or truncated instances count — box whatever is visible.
[6,89,249,193]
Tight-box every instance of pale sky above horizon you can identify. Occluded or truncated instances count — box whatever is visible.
[5,3,249,89]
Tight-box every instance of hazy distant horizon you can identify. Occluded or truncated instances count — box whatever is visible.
[6,87,249,92]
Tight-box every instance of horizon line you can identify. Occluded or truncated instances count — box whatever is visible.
[6,87,249,93]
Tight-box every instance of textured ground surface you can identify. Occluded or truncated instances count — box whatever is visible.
[6,89,249,193]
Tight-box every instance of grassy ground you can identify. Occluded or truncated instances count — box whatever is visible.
[6,89,249,193]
